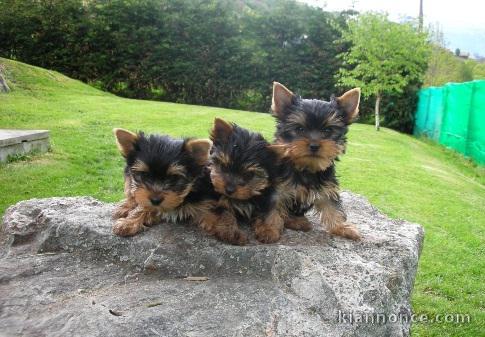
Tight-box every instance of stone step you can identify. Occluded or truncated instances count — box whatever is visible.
[0,129,50,162]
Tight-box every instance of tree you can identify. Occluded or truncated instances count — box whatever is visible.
[336,13,430,130]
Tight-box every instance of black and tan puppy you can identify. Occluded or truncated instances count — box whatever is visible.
[270,82,361,240]
[112,128,218,236]
[206,118,283,244]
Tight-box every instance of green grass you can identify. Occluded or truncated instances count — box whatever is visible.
[1,58,484,336]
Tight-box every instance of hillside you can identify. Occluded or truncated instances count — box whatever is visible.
[0,58,484,336]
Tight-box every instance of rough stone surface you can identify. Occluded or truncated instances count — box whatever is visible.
[0,192,424,337]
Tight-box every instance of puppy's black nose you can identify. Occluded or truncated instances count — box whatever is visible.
[150,197,162,206]
[225,184,236,195]
[309,143,320,152]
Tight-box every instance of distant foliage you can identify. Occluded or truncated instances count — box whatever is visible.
[472,63,485,80]
[424,24,483,86]
[424,46,476,86]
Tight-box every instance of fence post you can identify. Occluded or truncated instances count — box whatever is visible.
[424,89,431,137]
[464,82,476,158]
[439,85,449,145]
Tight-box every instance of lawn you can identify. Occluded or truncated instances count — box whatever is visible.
[0,58,484,336]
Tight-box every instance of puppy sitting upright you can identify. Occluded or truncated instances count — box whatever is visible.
[207,118,283,244]
[270,82,361,240]
[112,128,214,236]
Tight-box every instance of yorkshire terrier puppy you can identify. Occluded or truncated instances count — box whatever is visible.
[270,82,361,240]
[112,128,217,236]
[206,118,283,244]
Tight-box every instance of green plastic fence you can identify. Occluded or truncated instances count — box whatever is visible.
[414,80,485,165]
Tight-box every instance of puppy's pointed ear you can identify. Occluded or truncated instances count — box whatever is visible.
[272,82,294,118]
[185,139,212,165]
[114,128,138,157]
[337,88,360,124]
[211,117,234,142]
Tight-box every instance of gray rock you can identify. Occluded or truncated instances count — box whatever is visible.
[0,192,424,337]
[0,69,9,93]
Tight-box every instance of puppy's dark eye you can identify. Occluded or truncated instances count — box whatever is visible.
[132,174,142,183]
[134,172,151,184]
[296,126,305,133]
[322,127,332,133]
[168,174,185,184]
[243,171,255,180]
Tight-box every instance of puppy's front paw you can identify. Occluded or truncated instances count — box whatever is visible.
[255,223,281,244]
[112,206,130,220]
[223,229,249,246]
[284,216,312,232]
[330,223,361,241]
[112,219,144,237]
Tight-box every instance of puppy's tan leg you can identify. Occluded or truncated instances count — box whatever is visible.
[112,198,137,219]
[284,215,312,231]
[113,206,158,237]
[254,210,284,244]
[113,176,137,219]
[314,194,360,240]
[199,207,248,245]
